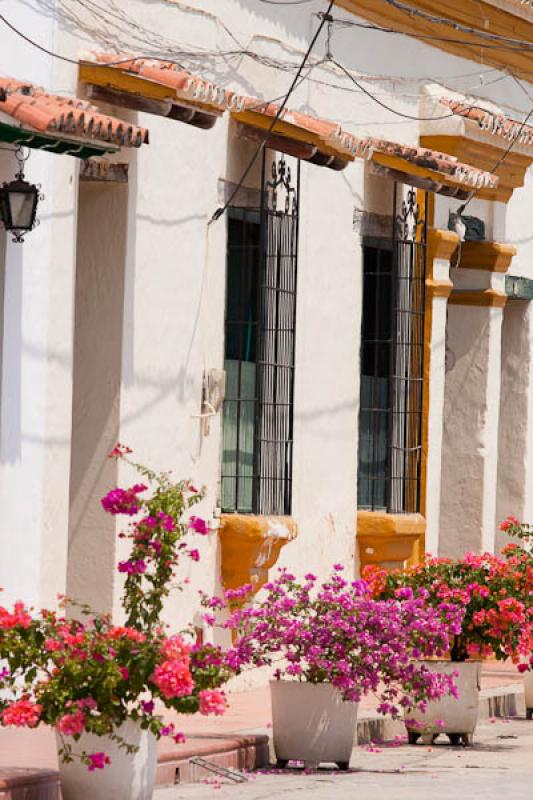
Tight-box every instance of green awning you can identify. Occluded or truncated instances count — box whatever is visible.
[0,122,118,159]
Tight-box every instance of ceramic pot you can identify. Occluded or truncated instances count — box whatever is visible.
[405,660,481,746]
[57,719,158,800]
[524,670,533,720]
[270,680,359,770]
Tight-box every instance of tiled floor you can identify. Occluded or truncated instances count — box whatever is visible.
[0,661,521,770]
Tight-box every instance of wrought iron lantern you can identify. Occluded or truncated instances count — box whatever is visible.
[0,148,42,243]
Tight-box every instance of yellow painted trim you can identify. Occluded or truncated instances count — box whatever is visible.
[219,514,297,597]
[336,1,533,83]
[80,62,175,102]
[79,62,225,116]
[371,151,478,192]
[449,288,507,308]
[357,511,426,570]
[459,241,516,273]
[420,135,533,203]
[426,278,454,298]
[231,110,347,160]
[427,229,459,263]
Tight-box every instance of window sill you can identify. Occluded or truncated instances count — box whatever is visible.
[219,514,298,598]
[357,511,425,571]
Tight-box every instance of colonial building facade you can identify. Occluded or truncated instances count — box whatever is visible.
[1,0,533,632]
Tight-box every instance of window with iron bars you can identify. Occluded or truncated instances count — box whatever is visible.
[357,186,427,514]
[221,153,300,516]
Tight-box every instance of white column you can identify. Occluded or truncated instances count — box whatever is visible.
[439,295,504,556]
[0,151,78,608]
[495,299,533,550]
[423,234,455,555]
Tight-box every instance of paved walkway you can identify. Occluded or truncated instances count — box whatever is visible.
[0,660,521,769]
[156,717,533,800]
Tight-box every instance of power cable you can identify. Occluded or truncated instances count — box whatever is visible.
[377,0,533,51]
[458,79,533,213]
[209,0,336,223]
[330,58,480,122]
[325,15,533,53]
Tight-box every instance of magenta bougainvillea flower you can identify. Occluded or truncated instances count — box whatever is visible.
[204,568,464,716]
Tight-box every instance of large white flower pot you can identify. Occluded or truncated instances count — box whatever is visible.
[405,661,481,747]
[270,680,359,770]
[57,720,158,800]
[524,671,533,720]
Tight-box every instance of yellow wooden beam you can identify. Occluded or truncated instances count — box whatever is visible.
[335,0,533,82]
[231,109,348,160]
[371,151,483,193]
[79,62,174,102]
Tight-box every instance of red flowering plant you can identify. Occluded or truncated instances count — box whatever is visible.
[364,545,533,663]
[498,516,533,674]
[204,567,465,717]
[0,445,232,770]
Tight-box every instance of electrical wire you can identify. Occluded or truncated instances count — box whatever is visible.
[209,0,336,223]
[2,7,528,102]
[377,0,533,51]
[330,58,485,122]
[326,16,533,53]
[458,77,533,212]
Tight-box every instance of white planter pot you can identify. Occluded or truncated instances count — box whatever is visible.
[524,671,533,719]
[270,680,359,769]
[405,661,481,746]
[57,720,158,800]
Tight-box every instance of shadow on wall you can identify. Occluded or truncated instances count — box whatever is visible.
[67,177,130,614]
[0,240,22,464]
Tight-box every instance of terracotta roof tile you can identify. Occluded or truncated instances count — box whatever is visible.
[0,75,149,147]
[355,137,499,189]
[440,97,533,149]
[92,56,245,114]
[236,99,359,166]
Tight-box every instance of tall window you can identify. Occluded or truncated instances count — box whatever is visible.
[221,154,300,516]
[358,187,427,513]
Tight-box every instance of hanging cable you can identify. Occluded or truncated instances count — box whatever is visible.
[330,58,482,121]
[323,15,533,53]
[377,0,533,51]
[209,0,336,224]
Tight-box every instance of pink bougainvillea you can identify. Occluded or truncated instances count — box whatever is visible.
[206,568,464,716]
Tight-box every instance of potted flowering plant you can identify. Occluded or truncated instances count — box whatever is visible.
[364,548,530,744]
[0,446,232,800]
[498,516,533,719]
[205,566,463,769]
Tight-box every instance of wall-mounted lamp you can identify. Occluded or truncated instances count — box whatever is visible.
[0,147,43,243]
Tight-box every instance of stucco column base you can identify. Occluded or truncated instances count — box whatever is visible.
[219,515,298,597]
[440,301,504,556]
[357,511,426,572]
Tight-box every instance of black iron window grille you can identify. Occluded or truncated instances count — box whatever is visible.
[358,185,428,513]
[222,152,300,515]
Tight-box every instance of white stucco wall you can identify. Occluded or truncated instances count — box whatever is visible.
[3,0,533,615]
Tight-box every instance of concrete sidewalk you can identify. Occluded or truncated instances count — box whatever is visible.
[0,660,525,795]
[156,718,533,800]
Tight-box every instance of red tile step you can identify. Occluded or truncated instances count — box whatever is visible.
[156,734,269,786]
[0,768,60,800]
